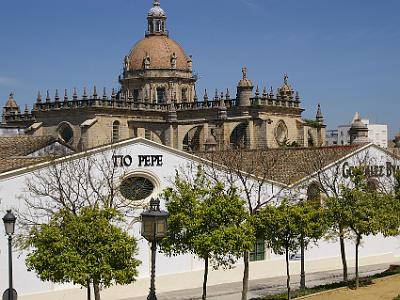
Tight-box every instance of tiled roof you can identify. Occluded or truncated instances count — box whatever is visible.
[0,136,57,157]
[0,136,71,174]
[198,145,362,185]
[0,157,50,174]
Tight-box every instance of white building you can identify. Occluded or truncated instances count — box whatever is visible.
[327,113,388,148]
[0,138,399,300]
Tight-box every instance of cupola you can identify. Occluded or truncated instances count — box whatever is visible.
[146,0,168,36]
[236,67,254,107]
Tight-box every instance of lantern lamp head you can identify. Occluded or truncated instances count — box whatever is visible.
[141,198,168,242]
[3,210,16,236]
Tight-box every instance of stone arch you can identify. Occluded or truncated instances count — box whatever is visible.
[144,128,162,144]
[182,125,203,152]
[230,123,248,149]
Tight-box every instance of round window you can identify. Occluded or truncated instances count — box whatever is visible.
[119,176,155,201]
[275,121,288,144]
[58,123,74,144]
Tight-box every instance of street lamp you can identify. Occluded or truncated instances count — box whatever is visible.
[3,210,17,300]
[141,198,168,300]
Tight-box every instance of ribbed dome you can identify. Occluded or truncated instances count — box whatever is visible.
[128,35,190,71]
[148,1,165,17]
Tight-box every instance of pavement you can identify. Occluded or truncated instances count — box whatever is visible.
[123,263,394,300]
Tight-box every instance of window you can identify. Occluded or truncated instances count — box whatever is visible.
[133,89,139,100]
[156,88,166,103]
[181,88,188,101]
[119,176,155,201]
[274,120,288,145]
[58,122,74,144]
[250,238,265,261]
[112,121,120,142]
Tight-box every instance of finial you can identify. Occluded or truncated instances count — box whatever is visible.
[214,89,219,101]
[83,87,88,100]
[193,88,198,102]
[64,89,68,102]
[316,103,324,122]
[225,88,230,100]
[242,67,247,79]
[73,87,78,100]
[284,74,289,85]
[103,87,107,100]
[46,90,51,102]
[24,104,29,114]
[36,91,42,103]
[220,91,224,100]
[269,86,274,97]
[255,85,260,97]
[295,91,300,102]
[111,88,116,99]
[93,86,98,99]
[153,0,160,7]
[262,86,267,97]
[54,89,60,102]
[203,89,209,102]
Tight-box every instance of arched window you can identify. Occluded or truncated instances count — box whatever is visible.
[181,88,188,101]
[156,88,166,103]
[112,121,120,142]
[230,123,248,149]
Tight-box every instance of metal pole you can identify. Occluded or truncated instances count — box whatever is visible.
[147,223,157,300]
[8,235,13,300]
[300,234,305,290]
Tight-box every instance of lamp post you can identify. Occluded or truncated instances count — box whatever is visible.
[3,210,17,300]
[141,198,168,300]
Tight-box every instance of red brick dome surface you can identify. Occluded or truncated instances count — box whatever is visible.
[128,35,190,71]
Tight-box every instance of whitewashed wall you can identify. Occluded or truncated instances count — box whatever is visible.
[0,140,399,297]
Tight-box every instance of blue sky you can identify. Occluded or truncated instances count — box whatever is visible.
[0,0,399,137]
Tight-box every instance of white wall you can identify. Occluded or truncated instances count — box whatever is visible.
[0,141,399,298]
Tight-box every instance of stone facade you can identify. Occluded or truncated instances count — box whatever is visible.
[1,0,325,152]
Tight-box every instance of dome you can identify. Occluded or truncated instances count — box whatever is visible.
[238,67,253,88]
[128,35,190,71]
[280,74,293,93]
[148,4,165,17]
[4,92,18,108]
[351,112,368,130]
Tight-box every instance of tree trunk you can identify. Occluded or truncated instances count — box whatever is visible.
[300,234,305,290]
[241,250,250,300]
[339,226,348,282]
[355,235,361,289]
[93,282,101,300]
[286,245,291,300]
[87,280,91,300]
[202,256,209,300]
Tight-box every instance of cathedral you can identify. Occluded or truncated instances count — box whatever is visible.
[1,0,325,152]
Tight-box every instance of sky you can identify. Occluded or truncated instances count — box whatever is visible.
[0,0,399,137]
